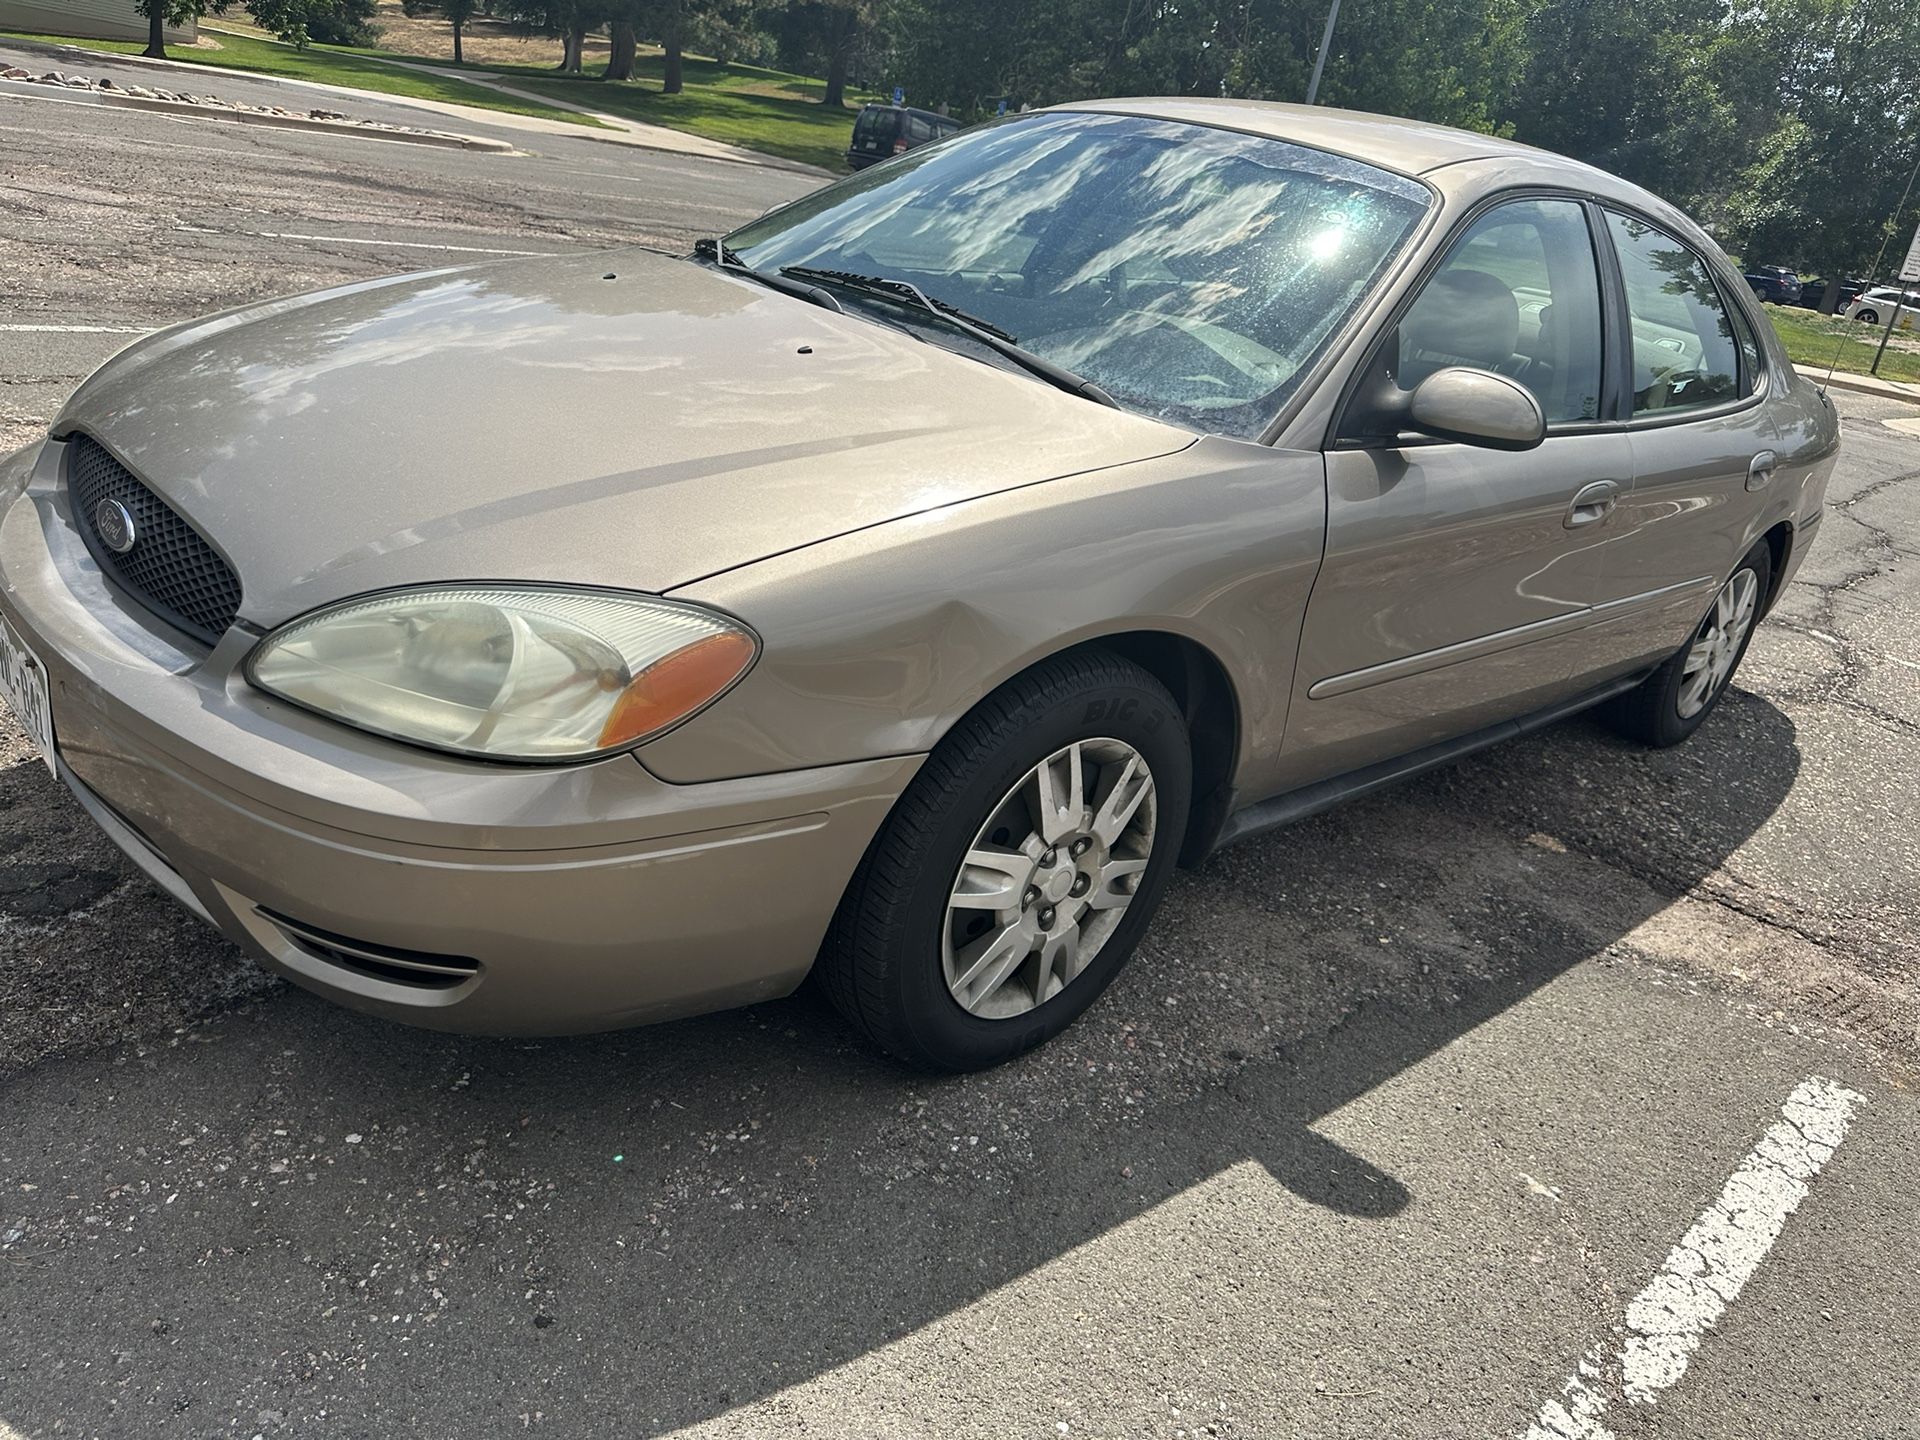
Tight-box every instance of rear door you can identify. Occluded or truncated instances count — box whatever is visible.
[1583,210,1777,673]
[1284,195,1634,785]
[850,108,895,161]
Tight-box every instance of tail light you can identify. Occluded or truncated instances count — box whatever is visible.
[893,138,909,154]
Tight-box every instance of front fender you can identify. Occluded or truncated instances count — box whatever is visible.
[643,436,1328,801]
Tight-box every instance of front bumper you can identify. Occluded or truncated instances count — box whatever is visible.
[0,439,919,1034]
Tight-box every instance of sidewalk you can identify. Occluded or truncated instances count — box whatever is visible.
[1818,369,1920,404]
[337,46,830,176]
[1,31,830,176]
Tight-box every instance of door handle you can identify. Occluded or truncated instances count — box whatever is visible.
[1747,450,1778,492]
[1564,480,1620,529]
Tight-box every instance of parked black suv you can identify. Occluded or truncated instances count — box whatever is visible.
[1743,265,1803,304]
[846,104,963,170]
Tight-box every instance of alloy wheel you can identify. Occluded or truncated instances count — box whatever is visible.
[1677,567,1760,719]
[941,737,1157,1020]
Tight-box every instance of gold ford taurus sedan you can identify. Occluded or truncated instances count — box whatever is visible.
[0,100,1839,1069]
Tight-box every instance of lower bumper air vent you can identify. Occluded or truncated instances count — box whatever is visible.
[258,908,481,990]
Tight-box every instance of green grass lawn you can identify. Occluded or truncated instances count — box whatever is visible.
[1762,301,1920,385]
[384,49,867,170]
[1,28,608,128]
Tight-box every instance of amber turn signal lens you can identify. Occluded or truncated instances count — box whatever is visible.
[597,630,757,748]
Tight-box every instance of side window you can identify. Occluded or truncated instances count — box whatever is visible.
[1725,292,1765,397]
[1395,198,1604,424]
[1605,212,1741,415]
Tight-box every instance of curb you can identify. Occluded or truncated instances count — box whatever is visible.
[0,74,516,150]
[1,33,249,77]
[1818,370,1920,404]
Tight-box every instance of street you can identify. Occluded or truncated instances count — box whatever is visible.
[2,62,1917,1439]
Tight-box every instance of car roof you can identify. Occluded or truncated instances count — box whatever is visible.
[1054,96,1615,181]
[863,104,955,121]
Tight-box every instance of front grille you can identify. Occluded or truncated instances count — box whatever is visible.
[67,434,242,646]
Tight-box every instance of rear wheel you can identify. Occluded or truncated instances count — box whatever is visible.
[818,650,1190,1071]
[1856,309,1879,325]
[1603,539,1771,747]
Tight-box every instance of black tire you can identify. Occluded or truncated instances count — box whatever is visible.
[1856,309,1878,325]
[1603,538,1772,748]
[818,649,1191,1071]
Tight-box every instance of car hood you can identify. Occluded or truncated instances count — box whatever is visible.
[54,248,1189,627]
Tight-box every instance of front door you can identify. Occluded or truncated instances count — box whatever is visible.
[1281,196,1631,788]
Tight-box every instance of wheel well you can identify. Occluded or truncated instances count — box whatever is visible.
[1760,520,1793,617]
[1072,632,1240,869]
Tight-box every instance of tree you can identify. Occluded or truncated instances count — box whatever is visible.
[492,0,595,72]
[401,0,481,64]
[1716,0,1920,281]
[606,9,638,79]
[640,0,690,92]
[778,0,876,107]
[135,0,229,60]
[248,0,379,47]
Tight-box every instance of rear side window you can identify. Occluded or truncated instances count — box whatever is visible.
[1725,291,1765,397]
[853,110,896,149]
[1605,212,1741,416]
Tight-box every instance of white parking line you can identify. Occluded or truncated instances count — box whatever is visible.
[1522,1075,1866,1439]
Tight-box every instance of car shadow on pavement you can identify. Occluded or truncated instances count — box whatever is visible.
[0,690,1800,1435]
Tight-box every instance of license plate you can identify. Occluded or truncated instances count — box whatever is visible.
[0,614,55,775]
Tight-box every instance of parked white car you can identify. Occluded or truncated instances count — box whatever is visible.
[1844,287,1920,327]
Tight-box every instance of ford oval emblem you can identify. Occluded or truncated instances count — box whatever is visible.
[94,498,137,555]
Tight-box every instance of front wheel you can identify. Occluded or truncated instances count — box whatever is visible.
[818,650,1191,1071]
[1603,539,1771,747]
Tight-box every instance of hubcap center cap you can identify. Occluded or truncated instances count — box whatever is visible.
[1040,865,1075,904]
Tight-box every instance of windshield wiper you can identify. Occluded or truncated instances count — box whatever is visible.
[693,237,843,314]
[777,265,1119,409]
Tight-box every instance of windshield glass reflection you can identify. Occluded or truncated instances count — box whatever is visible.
[729,112,1431,437]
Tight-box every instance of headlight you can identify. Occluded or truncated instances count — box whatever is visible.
[246,586,757,762]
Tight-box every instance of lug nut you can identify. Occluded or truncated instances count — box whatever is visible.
[1070,838,1091,858]
[1041,847,1058,866]
[1023,886,1040,909]
[1070,873,1090,897]
[1038,906,1056,929]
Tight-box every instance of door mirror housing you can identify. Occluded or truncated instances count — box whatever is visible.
[1404,368,1547,451]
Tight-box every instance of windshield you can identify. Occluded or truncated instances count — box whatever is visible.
[728,112,1431,437]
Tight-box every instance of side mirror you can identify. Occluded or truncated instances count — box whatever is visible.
[1404,367,1547,452]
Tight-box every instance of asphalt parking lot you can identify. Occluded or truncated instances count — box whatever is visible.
[2,66,1917,1439]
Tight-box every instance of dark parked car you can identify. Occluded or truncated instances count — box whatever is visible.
[846,104,963,170]
[1743,265,1802,304]
[1795,277,1867,311]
